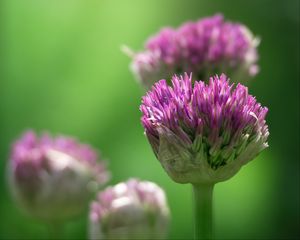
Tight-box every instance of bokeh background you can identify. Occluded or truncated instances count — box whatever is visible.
[0,0,299,239]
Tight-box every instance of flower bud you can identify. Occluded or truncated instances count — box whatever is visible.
[140,74,269,184]
[127,14,259,89]
[89,179,169,239]
[8,131,110,222]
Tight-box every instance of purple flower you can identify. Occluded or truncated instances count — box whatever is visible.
[9,130,110,222]
[128,14,259,89]
[89,178,169,240]
[140,74,269,184]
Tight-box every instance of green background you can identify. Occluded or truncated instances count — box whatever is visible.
[0,0,299,239]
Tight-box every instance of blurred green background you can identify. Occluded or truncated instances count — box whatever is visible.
[0,0,299,239]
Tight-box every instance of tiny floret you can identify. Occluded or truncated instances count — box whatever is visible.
[140,74,269,184]
[89,178,169,240]
[9,131,110,221]
[128,14,259,89]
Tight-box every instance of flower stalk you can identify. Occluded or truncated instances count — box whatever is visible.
[193,184,214,240]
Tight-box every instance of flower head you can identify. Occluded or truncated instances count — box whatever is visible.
[89,178,169,240]
[128,14,259,89]
[9,130,110,222]
[141,74,269,184]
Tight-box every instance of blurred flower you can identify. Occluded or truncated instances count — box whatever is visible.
[126,14,259,89]
[8,130,109,222]
[140,73,269,184]
[89,178,169,240]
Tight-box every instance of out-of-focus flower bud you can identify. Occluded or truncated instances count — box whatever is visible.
[8,130,110,222]
[89,178,169,239]
[127,14,259,89]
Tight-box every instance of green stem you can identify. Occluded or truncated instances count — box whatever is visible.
[48,222,64,239]
[192,183,215,240]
